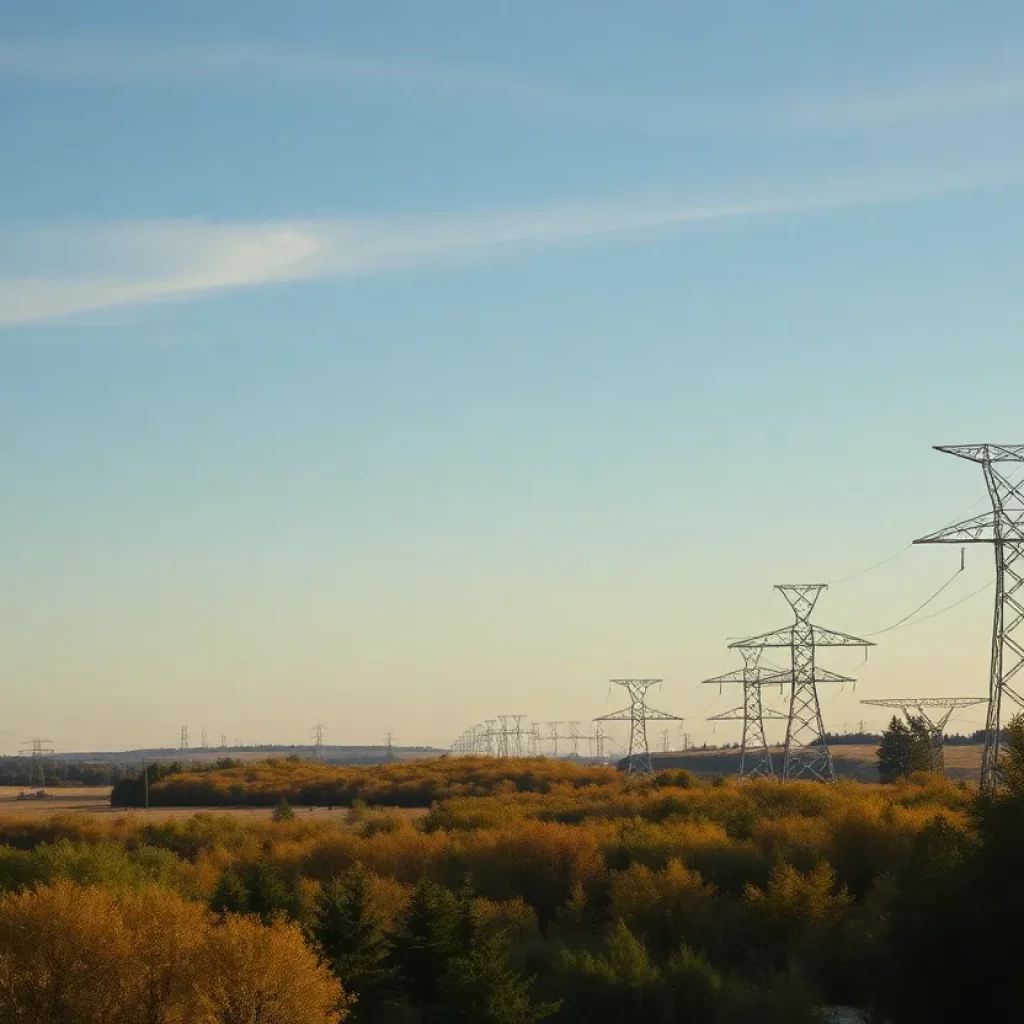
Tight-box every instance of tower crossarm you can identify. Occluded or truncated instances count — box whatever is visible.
[594,706,634,722]
[914,512,1008,544]
[642,706,685,721]
[701,666,790,685]
[729,625,873,649]
[934,444,1024,463]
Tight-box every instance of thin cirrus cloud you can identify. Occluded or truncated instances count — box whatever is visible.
[0,167,1019,327]
[1,38,1024,132]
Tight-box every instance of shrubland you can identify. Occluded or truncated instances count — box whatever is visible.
[0,731,1021,1021]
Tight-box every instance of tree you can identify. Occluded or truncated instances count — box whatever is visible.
[273,798,296,822]
[876,716,932,782]
[437,886,558,1024]
[392,878,460,1011]
[0,880,351,1024]
[314,866,395,1020]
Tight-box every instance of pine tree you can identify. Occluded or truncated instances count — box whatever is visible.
[392,878,460,1011]
[211,869,250,915]
[315,866,394,1020]
[877,716,912,782]
[437,887,559,1024]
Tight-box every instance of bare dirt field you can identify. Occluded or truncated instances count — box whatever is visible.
[0,787,428,824]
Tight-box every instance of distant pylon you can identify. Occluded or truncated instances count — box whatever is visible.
[860,697,986,772]
[530,721,542,756]
[385,732,394,759]
[568,722,581,757]
[311,723,326,761]
[483,720,496,756]
[731,586,872,782]
[20,738,54,790]
[512,715,526,757]
[914,444,1024,792]
[201,729,208,749]
[179,725,189,752]
[220,734,227,749]
[593,722,607,759]
[594,679,682,776]
[548,722,562,757]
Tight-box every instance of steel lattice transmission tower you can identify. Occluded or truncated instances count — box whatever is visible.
[595,679,682,776]
[914,444,1024,792]
[701,649,790,779]
[703,651,853,780]
[861,697,985,772]
[179,725,189,752]
[731,586,872,782]
[311,723,326,762]
[20,738,54,790]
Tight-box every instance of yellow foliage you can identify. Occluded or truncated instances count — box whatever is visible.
[0,881,350,1024]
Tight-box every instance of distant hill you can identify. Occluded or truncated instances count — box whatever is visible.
[51,745,447,766]
[644,744,983,782]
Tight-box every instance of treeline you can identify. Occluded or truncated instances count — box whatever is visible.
[0,757,135,788]
[4,734,1024,1020]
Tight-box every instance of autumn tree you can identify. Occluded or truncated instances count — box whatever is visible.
[0,880,350,1024]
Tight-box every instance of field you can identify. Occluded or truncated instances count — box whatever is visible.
[653,743,984,781]
[0,786,432,823]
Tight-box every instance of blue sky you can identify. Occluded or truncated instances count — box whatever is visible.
[1,1,1022,752]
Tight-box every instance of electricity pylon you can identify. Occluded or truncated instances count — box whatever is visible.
[731,586,872,782]
[914,444,1024,792]
[595,679,682,776]
[547,722,562,757]
[861,697,986,772]
[311,723,325,761]
[179,725,189,752]
[702,650,853,780]
[20,738,54,790]
[701,649,790,779]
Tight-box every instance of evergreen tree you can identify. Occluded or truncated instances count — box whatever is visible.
[437,886,558,1024]
[314,866,394,1020]
[876,716,912,782]
[392,878,460,1011]
[211,869,250,915]
[272,798,296,822]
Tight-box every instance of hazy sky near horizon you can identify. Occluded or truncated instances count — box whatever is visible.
[1,2,1023,754]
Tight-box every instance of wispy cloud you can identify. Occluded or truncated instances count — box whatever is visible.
[2,38,1024,132]
[1,167,1018,327]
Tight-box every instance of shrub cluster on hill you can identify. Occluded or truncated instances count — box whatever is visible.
[112,755,621,809]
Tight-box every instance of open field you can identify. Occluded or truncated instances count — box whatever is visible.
[652,742,984,781]
[0,786,430,823]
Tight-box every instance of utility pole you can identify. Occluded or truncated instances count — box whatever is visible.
[861,697,986,772]
[594,680,682,776]
[731,586,872,782]
[914,444,1024,793]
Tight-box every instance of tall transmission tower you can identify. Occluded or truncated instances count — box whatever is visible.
[311,723,326,762]
[200,729,208,749]
[530,721,542,756]
[914,444,1024,792]
[702,650,852,780]
[385,733,395,760]
[731,586,872,783]
[547,722,562,757]
[861,697,986,772]
[701,649,790,779]
[594,679,682,776]
[512,716,526,757]
[179,725,189,752]
[20,738,54,790]
[568,721,581,757]
[592,722,607,760]
[220,734,227,749]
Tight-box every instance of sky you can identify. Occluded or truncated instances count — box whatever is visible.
[1,1,1023,754]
